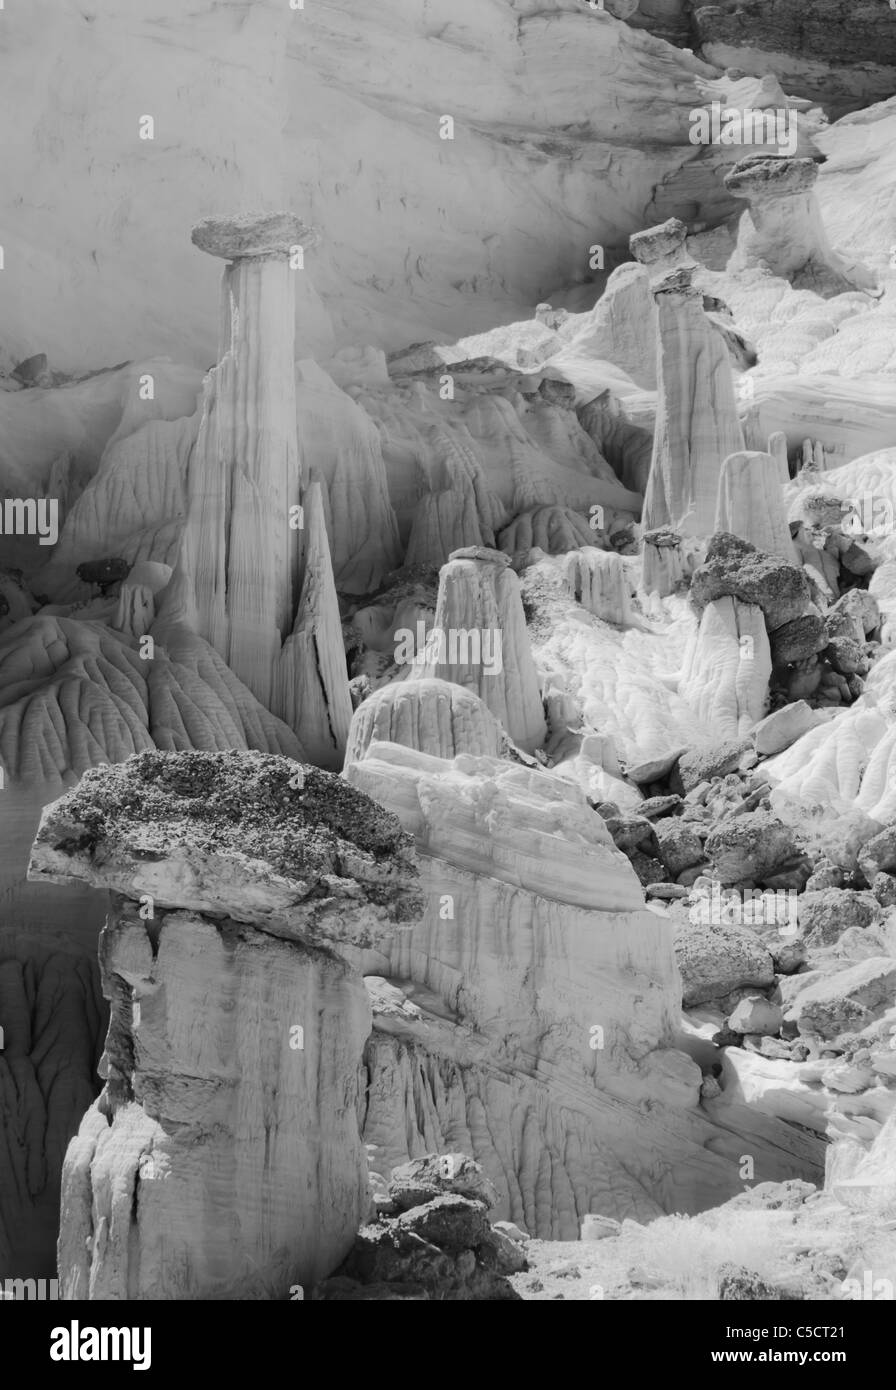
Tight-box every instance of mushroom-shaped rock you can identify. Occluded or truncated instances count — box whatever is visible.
[690,533,811,632]
[181,212,307,709]
[641,527,688,598]
[28,751,422,1300]
[724,156,878,297]
[642,267,745,539]
[344,678,506,766]
[413,548,546,752]
[714,450,797,562]
[679,597,771,743]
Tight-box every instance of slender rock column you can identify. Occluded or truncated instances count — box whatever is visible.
[768,431,790,484]
[414,547,546,752]
[275,480,353,770]
[642,267,745,539]
[642,528,687,598]
[182,213,317,706]
[715,450,798,562]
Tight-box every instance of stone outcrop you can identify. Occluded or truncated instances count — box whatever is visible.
[414,548,546,752]
[642,268,745,539]
[724,156,878,298]
[28,751,423,1299]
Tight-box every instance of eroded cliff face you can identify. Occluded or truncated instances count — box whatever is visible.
[27,751,423,1299]
[0,0,816,375]
[693,0,896,118]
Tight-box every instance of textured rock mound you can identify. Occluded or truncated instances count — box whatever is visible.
[29,751,423,1299]
[497,506,599,558]
[0,615,302,785]
[345,678,506,767]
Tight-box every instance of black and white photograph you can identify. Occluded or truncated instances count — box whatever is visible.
[1,0,895,1354]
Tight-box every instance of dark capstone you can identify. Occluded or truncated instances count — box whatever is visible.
[76,556,131,594]
[718,1263,794,1300]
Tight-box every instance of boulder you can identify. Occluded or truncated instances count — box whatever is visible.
[857,826,896,883]
[396,1195,491,1253]
[671,739,750,794]
[831,589,879,638]
[871,873,896,908]
[654,820,704,876]
[388,1153,499,1213]
[674,920,775,1006]
[797,889,879,947]
[825,634,868,677]
[726,994,784,1037]
[769,613,827,666]
[704,811,798,886]
[789,958,896,1039]
[581,1214,621,1241]
[752,701,825,757]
